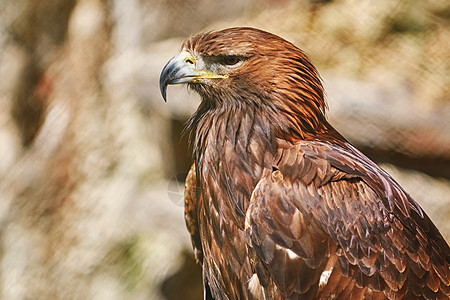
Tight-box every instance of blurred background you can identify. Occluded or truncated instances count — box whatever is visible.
[0,0,448,299]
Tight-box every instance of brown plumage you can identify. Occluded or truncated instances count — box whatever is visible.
[159,27,450,299]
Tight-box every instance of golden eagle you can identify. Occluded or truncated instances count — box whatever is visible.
[159,27,449,299]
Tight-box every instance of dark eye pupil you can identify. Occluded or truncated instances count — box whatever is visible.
[224,56,239,65]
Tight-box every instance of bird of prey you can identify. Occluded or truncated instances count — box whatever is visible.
[159,27,450,299]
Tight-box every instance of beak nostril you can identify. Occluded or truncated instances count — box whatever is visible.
[185,58,195,65]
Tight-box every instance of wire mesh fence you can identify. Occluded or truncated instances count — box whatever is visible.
[0,0,448,299]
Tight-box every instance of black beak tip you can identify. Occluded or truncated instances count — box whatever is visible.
[161,86,167,102]
[159,73,168,102]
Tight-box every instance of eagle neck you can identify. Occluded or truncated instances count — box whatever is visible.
[187,100,277,221]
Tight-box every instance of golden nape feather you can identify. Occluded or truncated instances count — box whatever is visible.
[159,27,449,299]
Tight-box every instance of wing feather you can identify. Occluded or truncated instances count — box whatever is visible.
[184,164,203,262]
[245,140,450,299]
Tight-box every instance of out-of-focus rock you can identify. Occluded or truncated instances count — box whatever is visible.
[325,74,450,157]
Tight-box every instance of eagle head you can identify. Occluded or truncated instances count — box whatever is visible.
[160,27,330,138]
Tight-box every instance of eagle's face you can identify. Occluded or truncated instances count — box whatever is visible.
[159,49,245,102]
[159,27,302,103]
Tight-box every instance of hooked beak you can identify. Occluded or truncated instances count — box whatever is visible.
[159,51,228,101]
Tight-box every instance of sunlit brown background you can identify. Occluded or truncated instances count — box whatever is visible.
[0,0,449,299]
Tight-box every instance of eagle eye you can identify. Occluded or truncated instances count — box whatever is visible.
[222,55,240,66]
